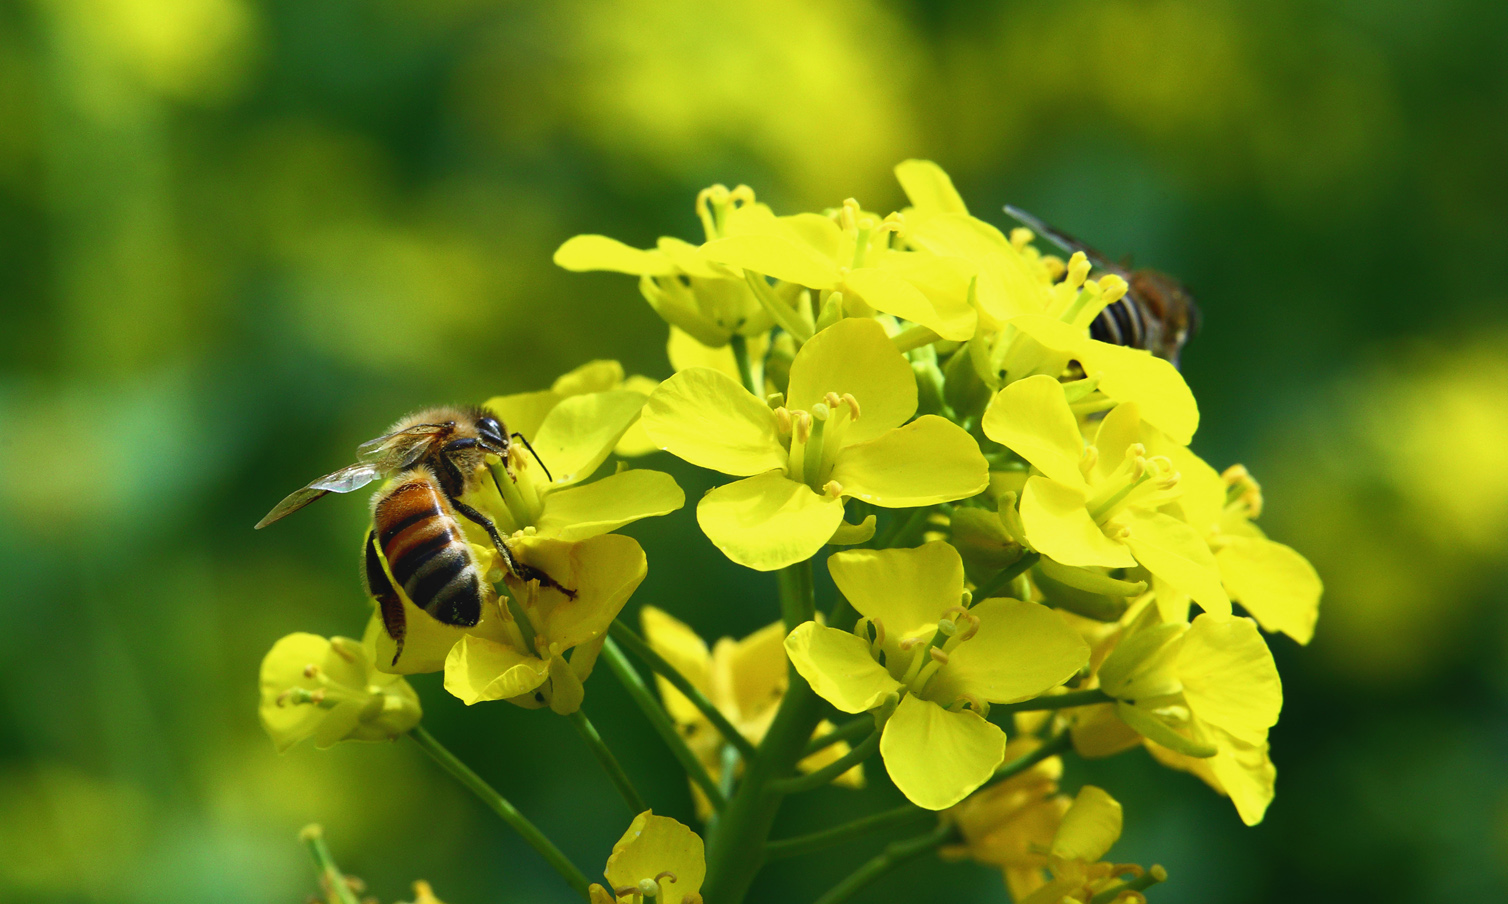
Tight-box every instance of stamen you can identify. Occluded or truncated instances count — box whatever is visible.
[792,410,812,444]
[1009,227,1034,250]
[929,647,950,665]
[773,406,793,434]
[822,480,844,499]
[1065,251,1092,289]
[1098,274,1129,304]
[824,391,842,409]
[841,393,860,419]
[303,664,320,679]
[654,871,678,885]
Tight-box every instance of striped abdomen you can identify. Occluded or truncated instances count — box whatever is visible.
[373,473,483,628]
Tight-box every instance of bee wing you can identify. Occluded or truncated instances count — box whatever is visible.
[254,463,381,529]
[1003,205,1124,275]
[356,424,447,468]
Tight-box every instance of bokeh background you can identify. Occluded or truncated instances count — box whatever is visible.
[3,0,1507,901]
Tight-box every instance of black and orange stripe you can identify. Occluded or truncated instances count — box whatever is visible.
[373,472,483,630]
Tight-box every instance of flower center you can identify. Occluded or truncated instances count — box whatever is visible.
[1085,444,1181,523]
[774,391,861,493]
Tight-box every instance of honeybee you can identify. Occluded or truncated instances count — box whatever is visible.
[1004,205,1200,366]
[256,406,569,662]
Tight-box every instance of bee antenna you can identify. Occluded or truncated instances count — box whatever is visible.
[511,432,554,483]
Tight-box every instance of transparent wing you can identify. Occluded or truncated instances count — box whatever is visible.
[254,463,380,529]
[1003,205,1122,274]
[356,424,447,468]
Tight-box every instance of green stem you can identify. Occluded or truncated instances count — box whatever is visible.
[600,637,727,810]
[729,333,760,395]
[764,804,931,861]
[1089,864,1169,904]
[991,688,1113,717]
[972,551,1041,600]
[776,557,817,630]
[875,506,931,549]
[802,715,872,758]
[983,730,1073,789]
[609,621,758,761]
[744,271,813,342]
[768,729,880,795]
[299,825,362,904]
[702,559,835,904]
[567,708,648,815]
[810,822,956,904]
[409,727,590,899]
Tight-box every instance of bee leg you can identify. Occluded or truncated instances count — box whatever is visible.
[451,499,578,599]
[364,530,407,665]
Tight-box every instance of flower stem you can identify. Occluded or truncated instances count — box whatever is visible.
[299,824,362,904]
[802,714,873,757]
[729,334,760,395]
[608,620,758,760]
[768,729,880,794]
[1089,864,1169,904]
[985,730,1073,788]
[408,727,590,899]
[810,821,957,904]
[991,688,1113,717]
[764,803,931,860]
[567,707,649,815]
[972,551,1041,600]
[744,272,813,343]
[702,559,835,904]
[600,636,727,810]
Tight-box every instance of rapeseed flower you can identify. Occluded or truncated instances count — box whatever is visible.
[641,318,988,570]
[259,630,420,752]
[785,543,1088,809]
[1096,611,1282,825]
[589,811,705,904]
[1015,786,1163,904]
[984,376,1228,613]
[640,606,862,818]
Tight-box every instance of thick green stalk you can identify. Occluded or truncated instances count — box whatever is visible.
[567,708,648,815]
[810,822,957,904]
[764,804,931,861]
[702,558,834,904]
[608,620,758,760]
[600,636,726,809]
[409,727,591,899]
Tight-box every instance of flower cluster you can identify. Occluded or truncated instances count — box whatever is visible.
[261,160,1320,904]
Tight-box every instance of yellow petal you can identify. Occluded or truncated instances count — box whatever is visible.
[786,318,918,442]
[828,542,966,634]
[830,416,989,508]
[784,621,902,714]
[718,620,789,728]
[843,266,976,341]
[534,469,685,541]
[641,606,712,727]
[881,695,1006,810]
[1206,731,1277,826]
[701,234,839,288]
[1178,614,1282,746]
[1050,785,1122,862]
[928,598,1089,704]
[1117,509,1230,614]
[981,376,1087,488]
[511,534,647,652]
[551,360,626,396]
[1019,477,1137,568]
[603,812,706,904]
[894,159,968,218]
[667,326,769,384]
[443,635,549,706]
[533,390,647,487]
[1217,536,1322,645]
[907,214,1048,323]
[642,368,785,476]
[483,390,562,446]
[553,234,674,276]
[696,471,845,571]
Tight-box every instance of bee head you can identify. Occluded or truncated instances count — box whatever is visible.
[476,413,509,453]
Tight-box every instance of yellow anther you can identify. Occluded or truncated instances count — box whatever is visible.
[822,480,844,499]
[1066,251,1092,288]
[1009,227,1034,250]
[841,392,860,419]
[899,637,924,652]
[773,406,793,434]
[929,647,950,665]
[729,184,756,205]
[824,390,842,409]
[302,664,320,679]
[878,211,905,234]
[654,871,679,885]
[841,198,862,230]
[1080,444,1100,474]
[1042,254,1066,280]
[792,410,812,444]
[1098,273,1129,304]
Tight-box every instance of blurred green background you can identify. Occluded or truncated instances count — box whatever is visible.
[3,0,1507,901]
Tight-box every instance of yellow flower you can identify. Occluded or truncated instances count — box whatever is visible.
[1097,611,1282,825]
[478,382,684,544]
[941,737,1071,901]
[589,811,705,904]
[784,542,1089,809]
[1016,786,1161,904]
[640,606,863,819]
[259,630,420,753]
[983,376,1229,614]
[641,318,989,570]
[554,185,775,351]
[545,358,663,457]
[698,196,978,343]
